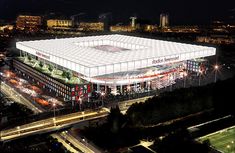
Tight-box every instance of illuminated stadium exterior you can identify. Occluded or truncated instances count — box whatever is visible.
[15,34,216,101]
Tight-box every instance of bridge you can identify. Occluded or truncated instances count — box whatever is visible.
[0,108,109,142]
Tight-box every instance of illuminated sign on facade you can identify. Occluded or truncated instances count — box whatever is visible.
[152,56,179,64]
[36,52,50,60]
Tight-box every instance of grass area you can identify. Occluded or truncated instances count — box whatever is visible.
[18,57,86,84]
[198,126,235,153]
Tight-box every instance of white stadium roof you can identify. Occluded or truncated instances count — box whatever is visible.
[16,34,216,77]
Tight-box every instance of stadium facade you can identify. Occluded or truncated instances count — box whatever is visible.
[15,34,216,102]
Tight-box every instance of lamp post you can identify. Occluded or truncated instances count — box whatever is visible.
[126,85,131,107]
[199,70,202,86]
[183,72,188,88]
[214,65,219,83]
[79,97,82,111]
[52,103,56,119]
[0,74,2,98]
[127,85,131,99]
[226,144,230,153]
[169,75,173,91]
[52,103,56,126]
[17,126,20,135]
[147,81,151,96]
[53,117,56,126]
[82,111,85,120]
[231,141,234,151]
[82,138,88,147]
[101,92,105,107]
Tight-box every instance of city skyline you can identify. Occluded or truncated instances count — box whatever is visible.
[0,0,234,25]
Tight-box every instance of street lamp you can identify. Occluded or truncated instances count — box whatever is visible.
[232,141,234,151]
[127,85,131,99]
[226,144,230,153]
[52,103,56,119]
[53,117,56,126]
[17,126,20,135]
[147,81,151,96]
[199,70,202,86]
[79,97,82,111]
[82,111,85,120]
[214,64,219,83]
[183,72,188,88]
[52,103,57,126]
[101,92,105,107]
[169,75,173,91]
[82,138,88,147]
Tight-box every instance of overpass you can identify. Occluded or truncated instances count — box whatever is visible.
[0,95,152,142]
[0,108,109,142]
[0,79,152,142]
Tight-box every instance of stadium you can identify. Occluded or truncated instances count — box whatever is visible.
[14,34,216,102]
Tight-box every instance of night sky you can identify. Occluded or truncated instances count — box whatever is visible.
[0,0,234,25]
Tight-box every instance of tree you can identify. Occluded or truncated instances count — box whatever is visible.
[107,106,126,134]
[39,61,44,68]
[62,70,72,80]
[202,139,211,147]
[48,64,54,72]
[62,70,67,78]
[154,129,210,153]
[27,55,32,61]
[66,71,72,80]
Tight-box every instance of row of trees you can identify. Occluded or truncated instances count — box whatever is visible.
[26,55,73,80]
[126,85,214,126]
[126,76,235,127]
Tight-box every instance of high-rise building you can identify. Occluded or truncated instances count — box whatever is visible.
[78,22,104,31]
[160,13,169,28]
[99,13,112,31]
[130,16,137,28]
[16,15,42,32]
[70,13,86,27]
[110,25,136,32]
[47,19,73,29]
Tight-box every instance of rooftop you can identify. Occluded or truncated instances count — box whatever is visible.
[16,34,216,77]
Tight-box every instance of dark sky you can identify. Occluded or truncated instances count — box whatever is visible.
[0,0,234,25]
